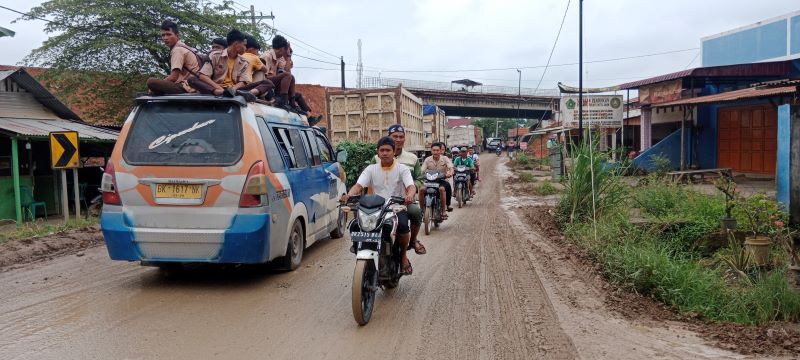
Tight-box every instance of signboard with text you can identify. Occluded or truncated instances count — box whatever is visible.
[560,95,623,129]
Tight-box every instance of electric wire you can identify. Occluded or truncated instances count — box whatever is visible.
[534,0,571,93]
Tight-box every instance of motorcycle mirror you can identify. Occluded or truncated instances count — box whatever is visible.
[336,149,348,163]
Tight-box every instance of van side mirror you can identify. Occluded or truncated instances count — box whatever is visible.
[336,150,348,163]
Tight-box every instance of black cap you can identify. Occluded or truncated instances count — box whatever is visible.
[388,124,405,134]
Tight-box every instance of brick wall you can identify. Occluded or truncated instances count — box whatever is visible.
[295,84,329,128]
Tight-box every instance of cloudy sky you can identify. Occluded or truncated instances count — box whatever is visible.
[1,0,797,92]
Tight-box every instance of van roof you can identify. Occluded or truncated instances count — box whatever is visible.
[135,94,309,127]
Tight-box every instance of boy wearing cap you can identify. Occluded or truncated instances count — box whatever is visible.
[373,124,426,255]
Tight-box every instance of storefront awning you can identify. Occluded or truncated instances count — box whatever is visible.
[0,117,118,141]
[654,85,797,107]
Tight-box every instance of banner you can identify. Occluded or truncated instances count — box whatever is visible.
[560,95,623,128]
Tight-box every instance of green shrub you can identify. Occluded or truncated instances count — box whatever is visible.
[649,154,673,177]
[557,137,626,224]
[519,172,535,183]
[515,153,530,166]
[536,180,559,196]
[335,140,377,189]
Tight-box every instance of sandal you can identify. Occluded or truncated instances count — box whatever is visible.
[413,241,427,255]
[401,260,413,275]
[441,213,448,220]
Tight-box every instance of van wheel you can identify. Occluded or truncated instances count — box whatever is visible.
[279,220,304,271]
[330,209,346,239]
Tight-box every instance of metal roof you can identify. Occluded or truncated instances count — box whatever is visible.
[617,61,795,90]
[655,85,797,107]
[0,68,83,121]
[0,117,118,141]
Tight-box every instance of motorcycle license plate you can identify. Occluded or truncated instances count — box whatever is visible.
[350,231,381,243]
[425,182,440,188]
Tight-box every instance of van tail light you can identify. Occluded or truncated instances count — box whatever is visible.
[101,162,122,205]
[239,161,268,207]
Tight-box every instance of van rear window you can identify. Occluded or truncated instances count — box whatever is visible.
[122,102,243,165]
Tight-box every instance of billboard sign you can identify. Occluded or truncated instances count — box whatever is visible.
[560,95,623,128]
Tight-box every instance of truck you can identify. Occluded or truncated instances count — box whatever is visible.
[326,86,425,152]
[447,125,479,150]
[423,105,447,150]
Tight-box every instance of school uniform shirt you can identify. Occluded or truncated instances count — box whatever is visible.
[241,52,265,79]
[356,160,414,201]
[261,49,286,77]
[201,50,252,87]
[170,41,200,83]
[421,155,453,175]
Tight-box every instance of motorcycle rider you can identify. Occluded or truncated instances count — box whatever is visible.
[341,136,417,275]
[420,142,454,219]
[372,125,427,256]
[453,147,476,197]
[468,146,480,182]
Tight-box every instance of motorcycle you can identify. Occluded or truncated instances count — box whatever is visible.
[495,147,502,156]
[422,170,445,235]
[342,194,408,326]
[454,165,471,208]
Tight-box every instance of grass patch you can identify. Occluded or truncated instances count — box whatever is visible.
[0,217,98,244]
[519,172,536,183]
[533,180,559,196]
[556,139,800,325]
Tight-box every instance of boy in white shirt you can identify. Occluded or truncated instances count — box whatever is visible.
[341,137,417,275]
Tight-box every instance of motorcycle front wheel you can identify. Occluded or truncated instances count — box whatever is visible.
[456,186,463,208]
[352,259,377,326]
[423,206,431,235]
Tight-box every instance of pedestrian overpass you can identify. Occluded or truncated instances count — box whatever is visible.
[362,77,559,119]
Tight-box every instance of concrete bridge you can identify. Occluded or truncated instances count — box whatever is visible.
[362,76,558,119]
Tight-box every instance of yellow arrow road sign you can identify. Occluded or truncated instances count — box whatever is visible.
[49,131,80,169]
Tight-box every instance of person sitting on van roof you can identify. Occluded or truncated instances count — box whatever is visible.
[242,35,275,99]
[146,20,218,96]
[261,35,299,110]
[211,37,227,52]
[188,29,272,100]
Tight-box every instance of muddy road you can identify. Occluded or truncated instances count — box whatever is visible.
[0,156,742,359]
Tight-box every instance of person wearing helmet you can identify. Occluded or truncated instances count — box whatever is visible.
[453,147,476,197]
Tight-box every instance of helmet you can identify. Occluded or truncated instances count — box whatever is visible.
[459,147,467,152]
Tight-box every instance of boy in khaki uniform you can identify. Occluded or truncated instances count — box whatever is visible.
[188,29,272,99]
[146,20,217,95]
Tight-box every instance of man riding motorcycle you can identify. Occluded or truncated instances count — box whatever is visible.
[453,147,476,197]
[372,124,427,255]
[342,136,417,275]
[420,142,454,219]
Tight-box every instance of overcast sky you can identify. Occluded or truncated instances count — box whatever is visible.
[1,0,798,91]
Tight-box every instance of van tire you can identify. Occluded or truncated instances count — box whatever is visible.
[278,220,304,271]
[330,209,346,239]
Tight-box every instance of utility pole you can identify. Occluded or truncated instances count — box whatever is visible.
[517,69,522,120]
[236,7,275,28]
[340,56,346,90]
[578,0,584,143]
[357,39,363,88]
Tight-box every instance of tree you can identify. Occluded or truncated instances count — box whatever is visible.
[15,0,271,123]
[471,118,537,140]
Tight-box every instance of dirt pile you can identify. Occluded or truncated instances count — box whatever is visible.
[0,225,103,271]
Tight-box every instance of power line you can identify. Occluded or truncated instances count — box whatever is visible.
[684,49,701,69]
[293,53,340,65]
[275,29,340,60]
[372,47,700,74]
[0,5,55,24]
[534,0,570,93]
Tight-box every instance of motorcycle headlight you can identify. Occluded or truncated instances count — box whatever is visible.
[358,209,381,231]
[425,173,438,181]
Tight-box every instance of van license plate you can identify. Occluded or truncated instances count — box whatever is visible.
[155,184,202,199]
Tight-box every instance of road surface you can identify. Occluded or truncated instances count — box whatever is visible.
[0,156,739,360]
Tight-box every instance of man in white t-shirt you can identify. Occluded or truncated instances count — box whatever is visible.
[341,137,417,275]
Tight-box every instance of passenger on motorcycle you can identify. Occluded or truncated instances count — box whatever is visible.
[372,124,427,255]
[454,147,476,197]
[468,147,480,182]
[342,136,417,275]
[420,142,454,218]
